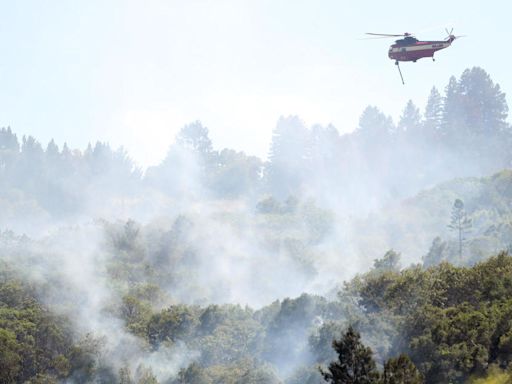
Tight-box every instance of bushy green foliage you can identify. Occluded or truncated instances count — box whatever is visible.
[469,365,512,384]
[382,354,423,384]
[346,252,512,383]
[0,272,101,383]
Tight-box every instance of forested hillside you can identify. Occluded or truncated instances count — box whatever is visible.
[1,67,512,383]
[4,238,512,383]
[1,67,509,228]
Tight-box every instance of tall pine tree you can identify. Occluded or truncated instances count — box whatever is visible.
[448,198,472,260]
[423,87,443,141]
[265,116,310,198]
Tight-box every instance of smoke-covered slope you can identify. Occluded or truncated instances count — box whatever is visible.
[354,169,512,267]
[1,66,512,383]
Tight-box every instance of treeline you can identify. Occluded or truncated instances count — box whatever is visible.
[264,67,510,204]
[1,67,510,226]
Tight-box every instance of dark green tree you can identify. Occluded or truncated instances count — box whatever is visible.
[381,354,423,384]
[320,325,379,384]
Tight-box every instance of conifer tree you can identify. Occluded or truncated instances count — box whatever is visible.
[448,198,472,259]
[457,67,508,134]
[320,325,379,384]
[398,100,421,133]
[424,87,443,139]
[265,116,310,198]
[441,76,462,145]
[0,127,20,151]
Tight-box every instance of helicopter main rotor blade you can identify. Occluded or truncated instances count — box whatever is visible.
[365,32,405,37]
[359,36,398,40]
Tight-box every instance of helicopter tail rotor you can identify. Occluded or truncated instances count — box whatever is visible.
[444,28,465,42]
[445,28,454,37]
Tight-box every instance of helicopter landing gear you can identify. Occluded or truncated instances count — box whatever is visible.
[395,61,405,85]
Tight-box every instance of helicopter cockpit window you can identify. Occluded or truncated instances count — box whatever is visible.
[396,36,418,46]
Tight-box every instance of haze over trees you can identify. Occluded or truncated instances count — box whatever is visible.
[1,67,512,383]
[1,67,509,227]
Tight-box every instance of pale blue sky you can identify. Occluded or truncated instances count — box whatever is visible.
[0,1,508,166]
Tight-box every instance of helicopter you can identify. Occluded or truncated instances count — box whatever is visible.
[365,29,463,84]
